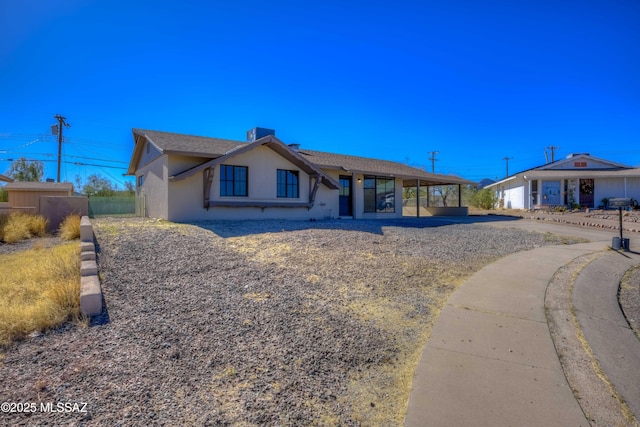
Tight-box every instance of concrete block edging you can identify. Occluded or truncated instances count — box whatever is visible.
[79,216,102,316]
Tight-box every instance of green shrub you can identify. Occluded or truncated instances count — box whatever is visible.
[471,188,498,210]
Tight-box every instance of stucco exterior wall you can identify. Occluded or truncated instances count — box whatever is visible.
[138,140,163,168]
[498,178,525,209]
[626,178,640,200]
[595,178,625,204]
[166,146,341,221]
[8,189,72,210]
[595,178,640,204]
[137,155,169,219]
[547,158,612,170]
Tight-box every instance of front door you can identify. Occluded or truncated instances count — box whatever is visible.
[339,175,352,216]
[579,179,594,208]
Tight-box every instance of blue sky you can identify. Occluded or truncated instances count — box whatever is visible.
[1,0,638,187]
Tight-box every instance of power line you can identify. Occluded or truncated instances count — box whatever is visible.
[0,158,126,170]
[5,152,127,164]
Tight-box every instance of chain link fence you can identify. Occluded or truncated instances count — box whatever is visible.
[88,196,136,217]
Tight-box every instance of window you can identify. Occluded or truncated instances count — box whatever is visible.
[363,175,395,213]
[220,165,248,197]
[574,161,587,168]
[277,169,299,198]
[137,175,144,187]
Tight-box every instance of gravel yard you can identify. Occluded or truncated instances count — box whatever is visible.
[0,217,591,425]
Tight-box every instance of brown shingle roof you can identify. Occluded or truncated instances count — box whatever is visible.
[299,149,472,185]
[134,129,247,157]
[130,129,473,186]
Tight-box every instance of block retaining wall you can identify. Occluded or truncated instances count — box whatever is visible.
[79,216,102,315]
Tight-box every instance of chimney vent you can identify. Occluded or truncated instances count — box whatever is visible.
[246,127,275,142]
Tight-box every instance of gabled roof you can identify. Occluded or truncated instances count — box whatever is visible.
[128,129,248,174]
[523,168,640,179]
[128,129,474,187]
[170,135,340,189]
[485,153,639,189]
[537,153,629,170]
[5,181,73,192]
[0,173,13,183]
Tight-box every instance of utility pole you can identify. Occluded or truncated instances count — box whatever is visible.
[54,114,70,182]
[427,151,439,173]
[546,145,559,163]
[503,156,513,177]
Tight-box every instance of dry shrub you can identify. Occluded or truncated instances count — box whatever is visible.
[59,214,81,240]
[0,214,8,241]
[0,242,81,346]
[1,213,48,243]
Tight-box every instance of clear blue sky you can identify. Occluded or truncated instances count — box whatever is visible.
[1,0,638,187]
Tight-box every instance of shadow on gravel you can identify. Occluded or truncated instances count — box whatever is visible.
[89,297,110,326]
[90,239,111,326]
[192,215,521,238]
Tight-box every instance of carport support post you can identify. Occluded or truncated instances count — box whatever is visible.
[426,185,430,207]
[416,181,420,218]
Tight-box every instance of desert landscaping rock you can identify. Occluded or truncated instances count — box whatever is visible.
[0,217,602,425]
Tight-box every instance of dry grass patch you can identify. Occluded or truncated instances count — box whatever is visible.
[59,214,81,240]
[0,242,83,346]
[226,230,481,425]
[0,212,48,243]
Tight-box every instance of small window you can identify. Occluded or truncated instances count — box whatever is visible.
[277,170,299,198]
[137,175,144,187]
[220,165,248,197]
[574,161,587,168]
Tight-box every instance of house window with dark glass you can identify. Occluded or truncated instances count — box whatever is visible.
[363,175,395,213]
[220,165,248,197]
[277,169,299,198]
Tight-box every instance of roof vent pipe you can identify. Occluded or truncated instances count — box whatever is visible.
[288,143,300,151]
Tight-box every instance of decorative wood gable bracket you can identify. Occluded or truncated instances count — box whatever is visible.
[203,166,215,209]
[309,174,321,205]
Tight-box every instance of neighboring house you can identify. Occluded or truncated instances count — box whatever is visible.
[486,153,640,210]
[127,128,472,221]
[4,182,74,213]
[1,181,87,230]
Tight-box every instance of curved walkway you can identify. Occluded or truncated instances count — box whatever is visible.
[574,250,640,418]
[405,220,640,427]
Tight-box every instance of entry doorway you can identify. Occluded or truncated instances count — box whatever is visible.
[579,179,594,208]
[339,175,352,216]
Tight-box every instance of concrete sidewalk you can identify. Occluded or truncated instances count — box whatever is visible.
[574,250,640,418]
[404,233,640,426]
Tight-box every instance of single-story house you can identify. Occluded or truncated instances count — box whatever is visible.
[486,153,640,210]
[127,128,473,221]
